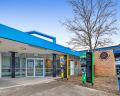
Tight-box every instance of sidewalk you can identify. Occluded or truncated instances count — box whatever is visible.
[0,77,59,89]
[0,80,114,96]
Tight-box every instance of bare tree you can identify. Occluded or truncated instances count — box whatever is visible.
[63,0,117,51]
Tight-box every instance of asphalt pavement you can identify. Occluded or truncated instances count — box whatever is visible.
[0,80,115,96]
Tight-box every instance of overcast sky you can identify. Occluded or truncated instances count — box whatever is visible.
[0,0,120,48]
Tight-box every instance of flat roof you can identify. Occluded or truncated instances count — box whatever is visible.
[0,24,80,57]
[79,45,120,54]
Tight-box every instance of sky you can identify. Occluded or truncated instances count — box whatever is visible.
[0,0,120,48]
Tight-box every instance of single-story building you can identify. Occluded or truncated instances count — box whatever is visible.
[0,24,119,79]
[80,45,120,77]
[0,24,80,78]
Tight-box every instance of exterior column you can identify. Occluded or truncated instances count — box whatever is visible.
[11,52,16,78]
[64,55,67,78]
[0,53,2,78]
[66,55,69,79]
[52,54,57,77]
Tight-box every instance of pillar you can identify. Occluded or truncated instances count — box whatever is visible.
[63,55,70,79]
[52,54,57,77]
[0,53,2,78]
[67,55,69,79]
[64,55,67,78]
[11,52,16,78]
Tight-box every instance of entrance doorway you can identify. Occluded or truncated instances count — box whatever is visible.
[26,58,45,77]
[70,61,75,75]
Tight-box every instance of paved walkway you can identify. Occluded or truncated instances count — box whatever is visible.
[0,80,115,96]
[0,77,58,89]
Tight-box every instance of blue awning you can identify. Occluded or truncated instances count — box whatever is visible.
[0,24,80,57]
[113,50,120,54]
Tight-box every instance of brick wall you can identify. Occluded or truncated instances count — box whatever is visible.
[94,50,116,77]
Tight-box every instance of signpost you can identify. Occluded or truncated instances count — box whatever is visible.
[81,52,94,85]
[80,53,87,84]
[86,52,94,85]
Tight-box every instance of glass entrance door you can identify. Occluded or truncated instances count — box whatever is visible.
[26,58,44,77]
[26,59,34,76]
[35,58,44,77]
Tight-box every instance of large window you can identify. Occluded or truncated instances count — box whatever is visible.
[1,53,26,77]
[20,58,26,77]
[45,56,52,76]
[2,55,11,77]
[45,55,61,77]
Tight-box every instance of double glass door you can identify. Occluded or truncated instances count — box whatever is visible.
[26,58,44,77]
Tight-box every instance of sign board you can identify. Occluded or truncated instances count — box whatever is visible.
[81,52,94,84]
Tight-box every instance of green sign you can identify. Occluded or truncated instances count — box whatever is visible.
[80,52,94,85]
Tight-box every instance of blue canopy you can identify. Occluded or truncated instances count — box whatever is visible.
[0,24,80,56]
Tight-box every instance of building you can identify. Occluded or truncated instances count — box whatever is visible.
[0,24,80,78]
[94,46,120,77]
[1,24,119,79]
[80,45,120,77]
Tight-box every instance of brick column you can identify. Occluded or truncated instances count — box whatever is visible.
[94,50,116,77]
